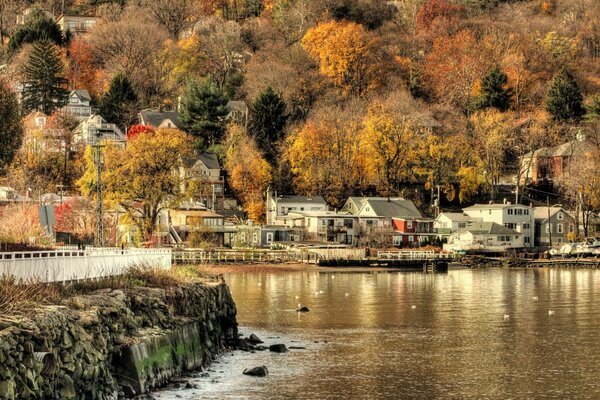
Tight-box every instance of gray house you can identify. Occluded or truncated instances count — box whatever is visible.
[232,225,292,248]
[533,206,576,247]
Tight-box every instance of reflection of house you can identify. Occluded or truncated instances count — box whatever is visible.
[444,222,523,253]
[533,206,576,247]
[266,189,328,225]
[56,15,99,35]
[74,114,126,146]
[139,109,184,129]
[232,225,292,248]
[181,153,224,210]
[286,211,359,246]
[435,212,480,237]
[391,217,435,247]
[463,202,534,247]
[520,134,595,185]
[62,90,92,118]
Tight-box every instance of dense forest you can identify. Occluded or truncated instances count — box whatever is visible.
[1,0,599,223]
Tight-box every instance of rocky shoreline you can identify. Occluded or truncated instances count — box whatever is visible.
[462,255,600,269]
[0,280,238,399]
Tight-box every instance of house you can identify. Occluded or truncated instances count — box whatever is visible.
[62,90,92,118]
[435,212,481,237]
[444,222,523,253]
[463,202,534,247]
[349,197,422,228]
[56,15,99,35]
[266,189,328,225]
[533,206,576,247]
[180,153,224,210]
[286,211,359,246]
[391,217,435,247]
[232,225,292,248]
[169,209,226,246]
[74,114,126,146]
[0,187,18,202]
[139,109,185,130]
[520,134,596,186]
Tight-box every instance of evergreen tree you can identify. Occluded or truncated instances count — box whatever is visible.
[98,73,138,130]
[473,65,512,112]
[585,94,600,121]
[8,11,65,55]
[180,78,229,149]
[0,80,24,174]
[20,40,69,115]
[249,86,288,163]
[546,67,585,122]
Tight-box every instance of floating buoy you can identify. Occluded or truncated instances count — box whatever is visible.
[503,314,510,320]
[533,296,538,301]
[411,305,417,309]
[345,293,350,297]
[548,310,555,315]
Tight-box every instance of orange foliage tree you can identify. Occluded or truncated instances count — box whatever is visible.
[301,20,386,97]
[67,37,102,97]
[224,124,272,222]
[416,0,465,38]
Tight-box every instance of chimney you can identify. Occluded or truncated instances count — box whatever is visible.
[503,198,507,204]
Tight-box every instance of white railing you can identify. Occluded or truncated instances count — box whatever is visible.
[377,251,455,260]
[0,248,172,283]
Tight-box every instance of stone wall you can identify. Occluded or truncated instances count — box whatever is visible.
[0,281,238,399]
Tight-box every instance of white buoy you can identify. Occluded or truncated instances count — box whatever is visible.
[548,310,555,315]
[298,303,302,308]
[319,290,324,294]
[411,305,417,309]
[295,295,300,300]
[345,292,350,297]
[332,276,335,279]
[503,314,510,320]
[257,282,262,286]
[532,296,538,301]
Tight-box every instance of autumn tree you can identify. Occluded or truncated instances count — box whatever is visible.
[473,65,513,112]
[423,29,489,112]
[225,124,272,222]
[249,86,288,164]
[180,77,230,149]
[98,128,193,239]
[20,40,69,115]
[139,0,196,39]
[98,73,138,130]
[301,20,386,96]
[415,0,465,39]
[546,67,585,123]
[67,37,101,97]
[0,80,23,175]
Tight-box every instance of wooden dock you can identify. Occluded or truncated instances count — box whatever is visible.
[313,250,454,272]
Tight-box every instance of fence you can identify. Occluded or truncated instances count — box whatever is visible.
[377,251,455,260]
[0,248,172,283]
[172,249,301,264]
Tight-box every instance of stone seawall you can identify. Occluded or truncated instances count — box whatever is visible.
[0,281,238,399]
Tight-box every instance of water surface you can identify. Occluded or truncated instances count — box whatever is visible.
[157,268,600,399]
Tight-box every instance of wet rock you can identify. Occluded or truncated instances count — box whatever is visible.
[247,334,263,344]
[269,344,288,353]
[288,346,306,350]
[296,306,310,312]
[243,366,269,377]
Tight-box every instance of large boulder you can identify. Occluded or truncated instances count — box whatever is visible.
[247,334,263,344]
[296,306,310,312]
[243,366,269,377]
[269,344,288,353]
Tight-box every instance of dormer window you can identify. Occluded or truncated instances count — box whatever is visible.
[35,117,46,126]
[70,97,78,104]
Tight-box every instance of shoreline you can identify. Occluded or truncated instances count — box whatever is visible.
[194,262,430,275]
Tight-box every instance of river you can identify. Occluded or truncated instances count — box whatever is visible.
[155,267,600,399]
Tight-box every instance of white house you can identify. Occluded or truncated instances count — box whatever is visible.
[286,210,359,246]
[266,189,328,225]
[62,90,92,118]
[463,202,534,247]
[180,153,224,211]
[56,15,99,35]
[351,197,422,228]
[74,114,126,146]
[444,222,523,253]
[435,212,481,236]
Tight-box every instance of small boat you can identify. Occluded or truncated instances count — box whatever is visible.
[575,238,600,257]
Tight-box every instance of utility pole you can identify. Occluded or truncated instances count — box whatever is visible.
[547,196,552,248]
[93,130,105,247]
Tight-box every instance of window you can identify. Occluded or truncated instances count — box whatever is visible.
[408,235,414,242]
[68,20,76,29]
[524,237,530,244]
[508,209,513,215]
[497,235,511,242]
[523,223,530,229]
[524,209,529,215]
[569,224,575,233]
[241,232,246,242]
[70,97,78,104]
[505,223,516,229]
[35,117,46,126]
[407,221,413,229]
[343,219,353,228]
[252,233,258,243]
[557,223,563,234]
[517,209,523,215]
[546,224,553,234]
[557,212,563,220]
[366,207,370,212]
[458,222,466,229]
[266,232,273,243]
[393,236,402,245]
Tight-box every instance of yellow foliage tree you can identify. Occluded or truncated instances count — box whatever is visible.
[224,124,272,222]
[301,20,385,96]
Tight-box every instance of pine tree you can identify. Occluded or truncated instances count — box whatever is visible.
[585,94,600,121]
[8,11,65,55]
[546,67,585,122]
[20,40,69,115]
[180,78,229,150]
[0,80,24,174]
[99,73,138,130]
[473,65,512,112]
[249,86,288,163]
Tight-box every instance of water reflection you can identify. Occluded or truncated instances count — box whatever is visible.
[158,268,600,399]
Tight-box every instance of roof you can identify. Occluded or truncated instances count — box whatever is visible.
[362,198,422,218]
[276,195,327,204]
[139,110,184,129]
[437,212,473,222]
[464,203,530,210]
[73,89,91,102]
[288,210,356,218]
[462,222,519,235]
[198,153,220,169]
[530,138,595,159]
[533,206,572,221]
[171,210,223,218]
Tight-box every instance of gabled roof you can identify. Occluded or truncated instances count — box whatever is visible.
[276,195,327,204]
[198,153,220,169]
[464,203,530,210]
[461,222,519,235]
[72,89,91,102]
[533,206,572,221]
[139,110,184,130]
[360,198,421,218]
[437,212,473,222]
